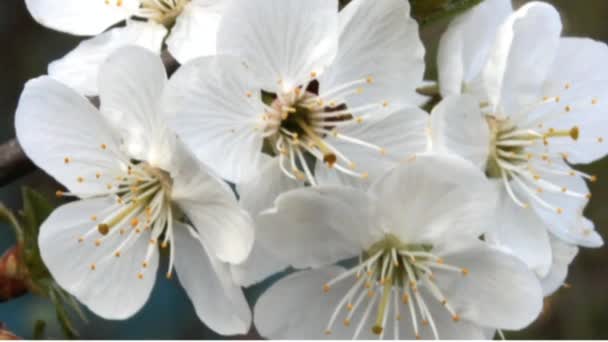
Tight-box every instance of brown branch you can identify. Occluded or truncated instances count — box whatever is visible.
[0,51,180,188]
[0,139,35,188]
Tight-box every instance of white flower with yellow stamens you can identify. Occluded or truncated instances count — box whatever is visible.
[252,154,543,339]
[166,0,428,286]
[431,0,607,282]
[25,0,226,95]
[15,47,254,335]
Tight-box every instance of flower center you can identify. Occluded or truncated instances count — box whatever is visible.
[322,234,468,339]
[104,0,190,27]
[485,113,592,214]
[260,75,390,185]
[58,145,180,280]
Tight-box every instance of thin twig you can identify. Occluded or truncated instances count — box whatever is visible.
[0,51,179,188]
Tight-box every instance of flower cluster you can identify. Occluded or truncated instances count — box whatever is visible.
[14,0,607,339]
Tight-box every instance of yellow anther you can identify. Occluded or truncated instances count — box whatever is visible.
[166,272,173,279]
[137,273,144,280]
[356,87,364,94]
[98,224,110,235]
[346,303,354,311]
[565,83,571,90]
[555,96,561,103]
[343,319,351,327]
[382,101,389,108]
[161,241,169,249]
[115,251,121,257]
[324,330,332,336]
[565,105,572,112]
[402,293,409,304]
[557,208,564,214]
[366,76,374,84]
[598,137,604,143]
[372,326,384,335]
[64,157,70,164]
[310,71,318,78]
[142,261,148,268]
[131,218,139,228]
[95,239,101,247]
[100,143,107,150]
[591,175,598,182]
[106,184,113,190]
[461,268,469,276]
[570,126,579,140]
[246,91,252,98]
[323,284,330,293]
[77,176,84,183]
[592,98,599,105]
[90,264,96,271]
[422,319,429,326]
[96,172,101,179]
[55,190,64,198]
[586,193,592,199]
[78,237,84,243]
[452,315,461,322]
[561,187,568,193]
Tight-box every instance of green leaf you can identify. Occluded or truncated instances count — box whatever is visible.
[411,0,484,26]
[0,203,24,243]
[33,320,46,340]
[21,187,55,235]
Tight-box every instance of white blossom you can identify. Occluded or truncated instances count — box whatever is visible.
[15,47,253,335]
[166,0,429,286]
[253,154,543,339]
[432,0,607,284]
[25,0,226,95]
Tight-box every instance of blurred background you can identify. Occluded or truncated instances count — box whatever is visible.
[1,0,607,339]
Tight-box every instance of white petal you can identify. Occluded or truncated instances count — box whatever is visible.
[237,155,301,216]
[437,0,512,97]
[521,80,608,164]
[254,266,359,339]
[15,77,122,195]
[171,150,254,264]
[430,95,491,169]
[165,55,265,183]
[48,21,167,96]
[172,222,251,335]
[486,183,552,277]
[230,240,288,287]
[521,159,602,247]
[231,156,298,286]
[482,2,562,115]
[166,2,224,63]
[25,0,136,35]
[544,38,608,96]
[39,198,158,319]
[417,292,488,339]
[315,106,428,189]
[435,238,543,330]
[369,153,496,243]
[540,235,578,295]
[98,46,173,168]
[256,186,369,269]
[320,0,424,108]
[217,0,338,92]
